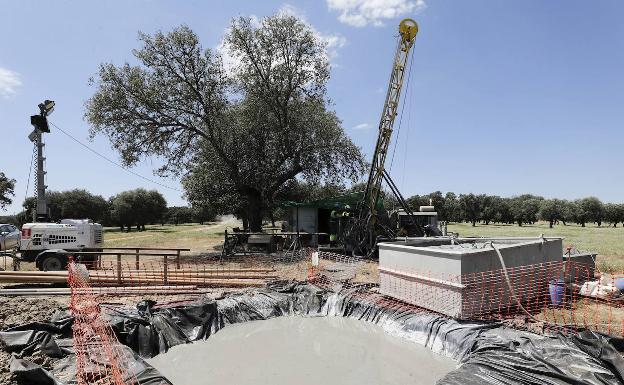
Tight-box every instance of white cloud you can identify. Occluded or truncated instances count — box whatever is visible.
[278,4,347,60]
[216,14,262,74]
[353,122,372,130]
[327,0,426,27]
[0,68,22,98]
[217,4,347,73]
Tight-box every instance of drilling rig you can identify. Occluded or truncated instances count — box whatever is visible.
[345,19,439,257]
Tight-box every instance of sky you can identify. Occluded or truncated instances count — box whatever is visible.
[1,0,623,215]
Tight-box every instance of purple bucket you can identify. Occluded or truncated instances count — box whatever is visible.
[548,279,565,306]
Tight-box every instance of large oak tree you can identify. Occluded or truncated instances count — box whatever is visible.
[86,14,363,231]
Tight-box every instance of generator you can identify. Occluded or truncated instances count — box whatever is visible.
[19,219,103,270]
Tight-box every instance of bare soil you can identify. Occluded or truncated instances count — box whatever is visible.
[0,296,69,385]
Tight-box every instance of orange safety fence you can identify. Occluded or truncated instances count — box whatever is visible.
[308,249,624,337]
[68,262,138,385]
[67,250,624,385]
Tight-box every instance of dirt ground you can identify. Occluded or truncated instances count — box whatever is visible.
[0,296,69,385]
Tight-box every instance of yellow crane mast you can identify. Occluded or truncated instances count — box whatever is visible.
[355,19,421,254]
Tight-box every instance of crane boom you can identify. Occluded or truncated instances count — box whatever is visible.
[360,19,418,230]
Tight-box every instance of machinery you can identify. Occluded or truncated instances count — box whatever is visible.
[20,220,103,270]
[18,100,104,270]
[345,19,440,257]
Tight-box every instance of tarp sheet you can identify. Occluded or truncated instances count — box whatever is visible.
[1,281,623,385]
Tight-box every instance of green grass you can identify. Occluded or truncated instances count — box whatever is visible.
[102,222,236,253]
[448,221,624,270]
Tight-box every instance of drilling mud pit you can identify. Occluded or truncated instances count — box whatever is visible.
[147,316,456,385]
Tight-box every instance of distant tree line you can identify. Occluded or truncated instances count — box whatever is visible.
[405,191,623,228]
[0,188,216,231]
[264,182,623,229]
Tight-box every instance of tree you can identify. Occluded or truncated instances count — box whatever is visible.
[459,194,482,226]
[47,189,109,222]
[0,172,16,210]
[87,16,364,232]
[560,200,577,226]
[539,199,565,228]
[165,206,194,225]
[406,195,425,212]
[480,195,496,225]
[443,192,461,222]
[509,196,541,226]
[109,189,167,231]
[192,203,216,225]
[604,203,624,227]
[578,197,604,227]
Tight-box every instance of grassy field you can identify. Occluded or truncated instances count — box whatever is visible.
[103,219,239,254]
[99,219,624,270]
[448,221,624,270]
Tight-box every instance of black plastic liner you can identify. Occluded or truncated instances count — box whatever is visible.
[1,281,623,385]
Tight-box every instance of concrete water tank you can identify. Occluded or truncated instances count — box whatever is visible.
[378,237,564,319]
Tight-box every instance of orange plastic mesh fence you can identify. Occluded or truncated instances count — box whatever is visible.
[68,250,624,384]
[68,262,138,385]
[308,249,624,337]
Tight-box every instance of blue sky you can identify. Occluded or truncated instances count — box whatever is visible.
[1,0,623,215]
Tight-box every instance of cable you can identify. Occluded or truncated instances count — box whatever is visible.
[48,121,182,192]
[24,144,36,202]
[401,48,416,190]
[388,46,415,173]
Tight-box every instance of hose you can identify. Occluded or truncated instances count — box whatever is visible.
[490,241,542,324]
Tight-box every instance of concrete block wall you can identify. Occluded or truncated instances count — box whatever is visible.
[378,238,564,319]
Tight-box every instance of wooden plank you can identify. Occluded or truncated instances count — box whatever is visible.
[100,247,191,251]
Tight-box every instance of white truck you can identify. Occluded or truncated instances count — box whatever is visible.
[19,219,103,271]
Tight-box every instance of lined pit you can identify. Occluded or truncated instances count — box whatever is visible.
[147,316,456,385]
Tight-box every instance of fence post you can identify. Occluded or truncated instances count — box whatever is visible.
[163,255,168,285]
[135,248,140,270]
[117,254,122,285]
[176,250,181,269]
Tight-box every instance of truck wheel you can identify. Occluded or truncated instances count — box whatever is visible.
[39,254,67,271]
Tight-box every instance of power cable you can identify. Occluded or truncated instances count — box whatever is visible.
[48,121,183,192]
[24,144,36,202]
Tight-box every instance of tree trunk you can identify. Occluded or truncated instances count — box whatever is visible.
[471,220,476,227]
[549,220,553,228]
[246,190,264,232]
[581,222,585,227]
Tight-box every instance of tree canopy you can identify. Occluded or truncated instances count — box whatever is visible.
[109,189,167,231]
[0,172,15,210]
[86,14,364,231]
